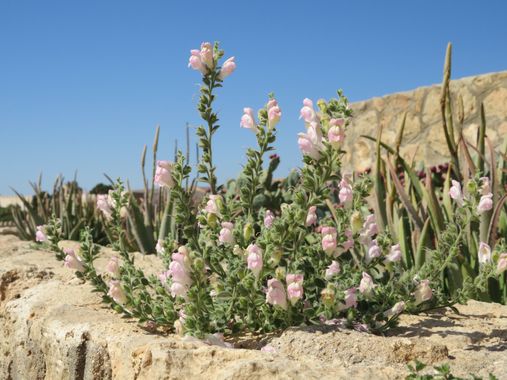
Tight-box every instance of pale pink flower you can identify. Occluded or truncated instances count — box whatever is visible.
[365,239,381,264]
[219,222,234,245]
[328,126,345,148]
[170,282,188,298]
[384,301,405,317]
[105,256,120,278]
[362,214,378,238]
[204,194,222,216]
[325,260,341,279]
[96,194,112,219]
[359,272,375,296]
[341,229,354,252]
[286,274,304,305]
[299,98,318,125]
[264,210,275,228]
[108,280,126,304]
[267,102,282,129]
[344,287,357,309]
[64,248,84,272]
[199,42,214,68]
[218,56,236,80]
[298,125,324,160]
[385,244,402,263]
[266,278,288,310]
[321,226,337,255]
[35,225,47,242]
[240,107,258,133]
[154,160,174,188]
[329,118,345,127]
[169,260,192,286]
[477,193,493,214]
[158,270,170,285]
[155,240,164,255]
[246,244,263,278]
[414,279,432,305]
[449,180,463,205]
[478,242,492,265]
[338,176,353,204]
[497,253,507,274]
[188,49,207,74]
[305,206,318,226]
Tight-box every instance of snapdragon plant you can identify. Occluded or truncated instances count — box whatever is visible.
[51,42,507,340]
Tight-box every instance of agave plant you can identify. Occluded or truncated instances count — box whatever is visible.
[363,43,507,303]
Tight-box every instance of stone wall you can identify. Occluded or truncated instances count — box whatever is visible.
[343,71,507,171]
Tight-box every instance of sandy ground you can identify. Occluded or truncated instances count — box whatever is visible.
[0,230,506,379]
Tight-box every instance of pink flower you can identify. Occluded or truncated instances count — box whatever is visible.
[267,102,282,129]
[96,194,112,219]
[266,278,288,310]
[264,210,275,228]
[240,107,258,133]
[218,56,236,80]
[359,272,375,296]
[35,225,47,242]
[170,282,188,298]
[341,229,354,252]
[199,42,214,68]
[330,118,345,127]
[188,49,207,74]
[365,239,381,264]
[158,270,170,285]
[328,126,345,148]
[305,206,318,226]
[478,242,492,265]
[414,280,432,305]
[154,160,174,188]
[325,260,341,279]
[321,226,337,255]
[169,260,192,286]
[105,256,120,278]
[299,98,318,125]
[286,274,304,305]
[497,253,507,274]
[247,244,263,278]
[449,180,463,205]
[63,248,84,272]
[477,193,493,214]
[338,176,353,204]
[298,125,324,160]
[108,280,126,304]
[219,222,234,245]
[344,287,357,309]
[385,244,402,263]
[384,301,405,317]
[204,195,222,216]
[156,240,164,255]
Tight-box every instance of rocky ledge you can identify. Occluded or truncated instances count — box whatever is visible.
[0,232,506,380]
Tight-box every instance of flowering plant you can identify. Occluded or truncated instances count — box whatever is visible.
[49,42,506,339]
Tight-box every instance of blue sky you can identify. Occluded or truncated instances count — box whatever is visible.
[1,0,506,195]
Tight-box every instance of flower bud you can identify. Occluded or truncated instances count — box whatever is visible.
[243,223,254,241]
[207,212,218,228]
[275,266,286,280]
[321,287,335,307]
[466,180,477,195]
[351,211,363,234]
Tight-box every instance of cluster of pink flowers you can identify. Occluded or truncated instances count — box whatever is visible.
[297,98,346,159]
[160,246,192,299]
[35,225,47,242]
[266,274,304,310]
[188,42,236,79]
[240,98,282,133]
[449,177,493,214]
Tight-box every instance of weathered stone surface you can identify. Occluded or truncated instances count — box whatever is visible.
[1,232,507,379]
[344,71,507,171]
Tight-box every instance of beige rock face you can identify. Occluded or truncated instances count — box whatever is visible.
[1,232,507,379]
[344,71,507,171]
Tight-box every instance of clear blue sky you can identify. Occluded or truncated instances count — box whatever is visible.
[1,0,507,195]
